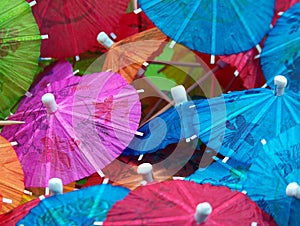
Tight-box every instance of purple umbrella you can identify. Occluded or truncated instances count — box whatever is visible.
[1,72,142,188]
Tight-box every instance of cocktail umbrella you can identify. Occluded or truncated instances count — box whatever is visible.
[104,180,276,225]
[0,136,24,213]
[260,2,300,94]
[0,0,44,119]
[95,27,168,83]
[124,76,300,168]
[1,71,141,188]
[240,123,300,226]
[27,0,129,59]
[17,184,129,225]
[137,0,275,55]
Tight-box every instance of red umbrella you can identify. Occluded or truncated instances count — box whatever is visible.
[28,0,129,58]
[219,47,266,89]
[113,11,155,41]
[104,180,277,225]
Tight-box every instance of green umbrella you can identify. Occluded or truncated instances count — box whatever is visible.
[0,0,44,119]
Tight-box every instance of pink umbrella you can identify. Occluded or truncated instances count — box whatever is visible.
[1,72,141,188]
[28,60,76,96]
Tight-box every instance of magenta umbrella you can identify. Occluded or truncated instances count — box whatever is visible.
[1,72,141,188]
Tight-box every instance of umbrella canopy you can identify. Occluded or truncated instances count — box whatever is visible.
[124,76,300,167]
[0,136,24,214]
[17,184,129,225]
[260,2,300,94]
[27,60,75,96]
[137,0,275,55]
[1,72,141,187]
[94,27,168,83]
[104,180,276,225]
[185,156,247,191]
[0,0,43,119]
[241,123,300,226]
[219,46,266,89]
[27,0,129,58]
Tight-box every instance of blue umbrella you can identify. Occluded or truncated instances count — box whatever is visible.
[124,76,300,168]
[260,2,300,94]
[137,0,275,55]
[241,123,300,226]
[124,99,200,155]
[17,184,129,225]
[185,156,247,191]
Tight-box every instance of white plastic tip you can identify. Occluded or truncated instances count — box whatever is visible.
[10,141,18,146]
[172,176,185,180]
[210,55,215,64]
[24,190,33,195]
[261,139,267,145]
[278,11,284,16]
[42,93,58,114]
[186,138,191,143]
[102,178,109,184]
[28,0,37,7]
[25,91,33,97]
[75,55,80,61]
[2,198,12,204]
[274,75,287,88]
[133,8,142,14]
[274,75,287,96]
[171,85,187,105]
[48,178,63,195]
[97,169,105,178]
[169,40,176,48]
[143,62,149,67]
[222,157,229,163]
[138,154,144,161]
[251,222,258,226]
[137,163,154,183]
[45,187,50,196]
[97,32,114,48]
[110,32,117,40]
[137,89,145,93]
[255,44,262,53]
[41,34,49,40]
[39,57,52,61]
[93,222,103,225]
[190,135,197,140]
[73,69,80,75]
[234,70,239,77]
[135,131,144,136]
[39,195,46,200]
[286,182,300,199]
[194,202,212,224]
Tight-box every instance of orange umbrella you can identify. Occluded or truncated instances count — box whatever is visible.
[0,135,24,213]
[101,139,198,190]
[96,27,168,83]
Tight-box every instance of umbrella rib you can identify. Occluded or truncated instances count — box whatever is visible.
[229,0,263,47]
[231,96,276,151]
[262,37,300,56]
[172,1,202,43]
